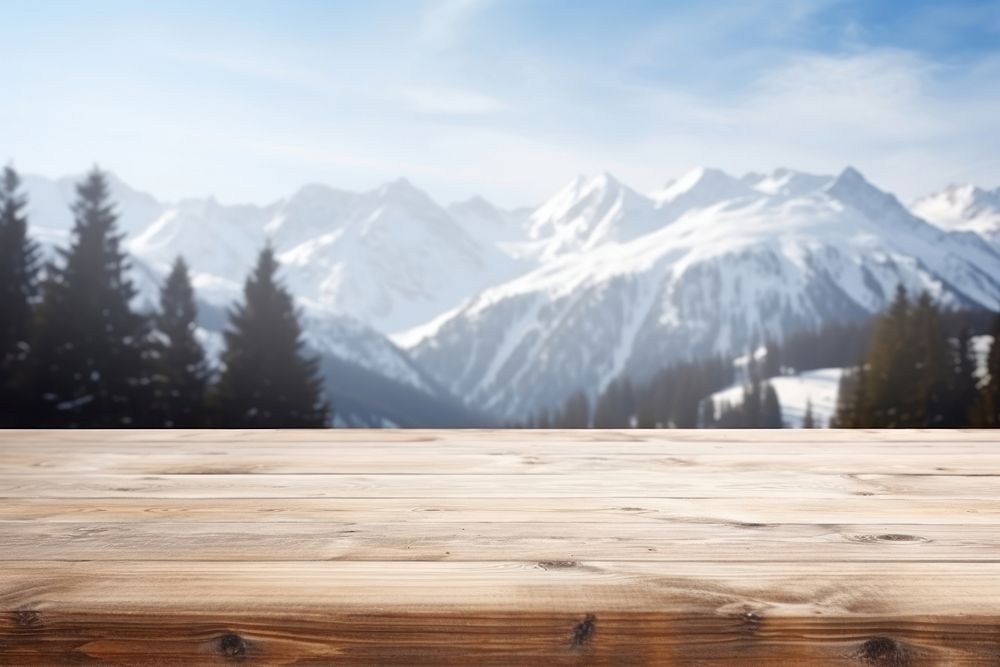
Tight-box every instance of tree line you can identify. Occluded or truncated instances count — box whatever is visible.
[834,286,1000,427]
[520,293,1000,429]
[0,166,329,428]
[521,356,737,428]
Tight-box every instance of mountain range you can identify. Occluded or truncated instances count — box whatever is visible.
[21,166,1000,423]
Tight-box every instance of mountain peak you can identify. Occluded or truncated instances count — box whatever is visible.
[658,167,739,198]
[834,165,866,185]
[827,166,880,200]
[448,195,504,220]
[747,167,833,198]
[591,171,623,189]
[826,166,918,226]
[380,176,419,194]
[374,178,437,208]
[911,181,1000,238]
[654,166,751,214]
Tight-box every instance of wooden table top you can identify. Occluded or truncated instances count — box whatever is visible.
[1,429,999,665]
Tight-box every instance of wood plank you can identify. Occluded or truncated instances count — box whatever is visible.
[5,451,1000,475]
[3,496,999,524]
[1,471,999,499]
[2,430,1000,664]
[1,561,999,664]
[2,521,997,562]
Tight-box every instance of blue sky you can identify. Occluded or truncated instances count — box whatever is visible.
[2,0,999,206]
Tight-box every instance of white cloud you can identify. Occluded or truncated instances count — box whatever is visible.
[398,86,505,115]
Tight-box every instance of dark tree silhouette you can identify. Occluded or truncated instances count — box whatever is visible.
[153,257,210,426]
[217,245,329,427]
[0,166,38,426]
[32,168,152,427]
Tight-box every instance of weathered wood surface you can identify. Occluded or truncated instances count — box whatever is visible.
[1,430,999,665]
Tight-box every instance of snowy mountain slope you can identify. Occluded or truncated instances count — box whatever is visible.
[276,179,524,334]
[654,167,760,220]
[742,168,834,200]
[409,167,1000,420]
[447,196,532,247]
[912,183,1000,247]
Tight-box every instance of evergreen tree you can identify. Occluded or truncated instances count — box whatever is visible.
[974,314,1000,426]
[867,285,912,426]
[218,245,328,427]
[944,328,978,427]
[743,377,762,427]
[835,288,978,428]
[32,168,151,427]
[593,378,635,428]
[555,390,590,428]
[762,383,783,427]
[763,339,781,378]
[0,165,38,426]
[153,257,209,427]
[802,398,815,428]
[910,291,949,426]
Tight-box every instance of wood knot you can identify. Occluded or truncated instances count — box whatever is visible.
[537,560,577,570]
[13,610,41,628]
[571,614,596,648]
[876,534,923,542]
[847,534,926,544]
[741,610,763,632]
[218,633,248,659]
[857,636,910,666]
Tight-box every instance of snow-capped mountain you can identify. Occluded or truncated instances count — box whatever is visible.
[20,173,494,426]
[912,183,1000,247]
[276,179,525,334]
[117,178,525,334]
[407,167,1000,419]
[19,164,1000,425]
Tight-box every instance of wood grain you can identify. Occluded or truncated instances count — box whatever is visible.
[1,429,999,665]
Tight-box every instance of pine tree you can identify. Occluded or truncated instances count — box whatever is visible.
[32,168,151,427]
[0,165,38,426]
[867,285,912,426]
[802,398,815,428]
[555,390,590,428]
[763,339,781,378]
[154,257,209,427]
[945,328,978,427]
[974,314,1000,426]
[910,291,949,426]
[834,288,980,428]
[218,245,328,427]
[761,382,783,427]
